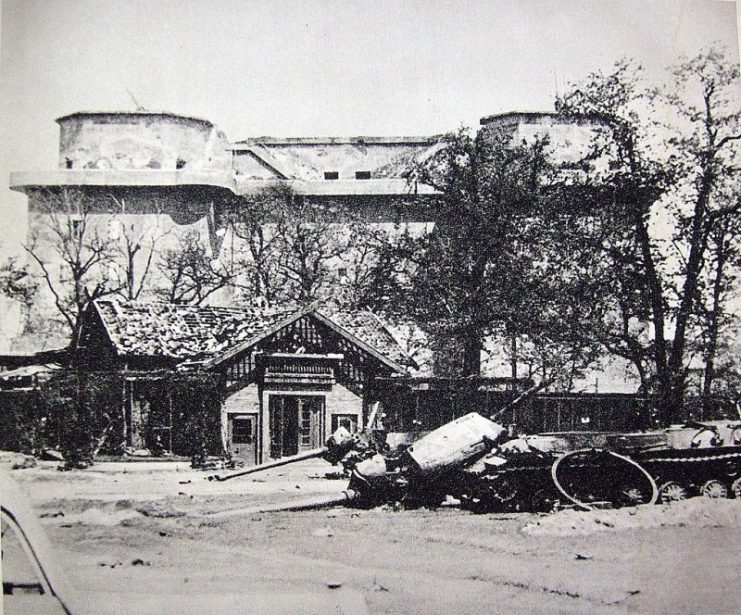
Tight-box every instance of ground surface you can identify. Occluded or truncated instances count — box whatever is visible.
[6,458,741,614]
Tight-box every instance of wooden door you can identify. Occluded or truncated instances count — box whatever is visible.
[228,413,257,465]
[297,397,323,451]
[269,395,324,458]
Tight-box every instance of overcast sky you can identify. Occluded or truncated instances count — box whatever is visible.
[1,0,739,255]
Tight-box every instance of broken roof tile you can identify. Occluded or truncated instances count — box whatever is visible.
[92,300,412,369]
[94,300,299,360]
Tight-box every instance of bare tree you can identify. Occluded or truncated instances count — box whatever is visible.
[224,185,392,308]
[222,187,284,305]
[108,195,168,301]
[272,213,356,303]
[25,188,122,341]
[156,230,232,305]
[332,224,397,310]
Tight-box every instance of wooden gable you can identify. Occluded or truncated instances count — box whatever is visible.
[74,304,119,369]
[216,312,403,395]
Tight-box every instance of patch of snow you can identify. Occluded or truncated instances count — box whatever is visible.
[522,498,741,537]
[44,507,142,526]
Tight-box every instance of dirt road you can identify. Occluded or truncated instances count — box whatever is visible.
[9,460,741,614]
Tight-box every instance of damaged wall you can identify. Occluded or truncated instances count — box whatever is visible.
[57,112,231,173]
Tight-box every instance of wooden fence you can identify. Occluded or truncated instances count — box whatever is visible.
[371,377,735,434]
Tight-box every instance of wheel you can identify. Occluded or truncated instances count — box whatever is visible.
[460,476,511,513]
[492,475,519,503]
[700,479,728,499]
[551,449,659,511]
[730,477,741,499]
[722,460,739,479]
[659,481,688,503]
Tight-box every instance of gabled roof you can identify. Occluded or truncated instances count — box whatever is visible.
[93,300,300,361]
[90,300,412,372]
[314,310,410,371]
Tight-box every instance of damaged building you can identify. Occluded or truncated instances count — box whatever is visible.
[73,299,413,464]
[1,107,657,457]
[7,110,605,362]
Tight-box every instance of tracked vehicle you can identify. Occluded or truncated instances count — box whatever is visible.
[206,404,741,514]
[453,420,741,512]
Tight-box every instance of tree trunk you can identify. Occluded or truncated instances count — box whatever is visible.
[664,175,712,424]
[127,251,136,300]
[462,334,482,376]
[510,334,518,380]
[634,208,671,425]
[702,223,729,414]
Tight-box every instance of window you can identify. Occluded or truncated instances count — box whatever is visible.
[331,414,358,434]
[70,219,82,241]
[231,416,254,444]
[355,171,371,180]
[324,171,339,180]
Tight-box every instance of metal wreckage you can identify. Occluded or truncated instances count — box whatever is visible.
[208,399,741,515]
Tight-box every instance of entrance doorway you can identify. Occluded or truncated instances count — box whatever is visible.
[269,395,324,459]
[227,413,258,465]
[127,380,172,454]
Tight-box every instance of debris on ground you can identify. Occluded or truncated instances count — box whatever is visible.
[40,510,65,518]
[205,414,741,516]
[126,448,152,457]
[137,504,187,518]
[40,449,65,462]
[0,451,37,469]
[47,507,142,526]
[321,471,347,480]
[372,577,390,593]
[98,560,123,568]
[13,453,741,614]
[522,498,741,537]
